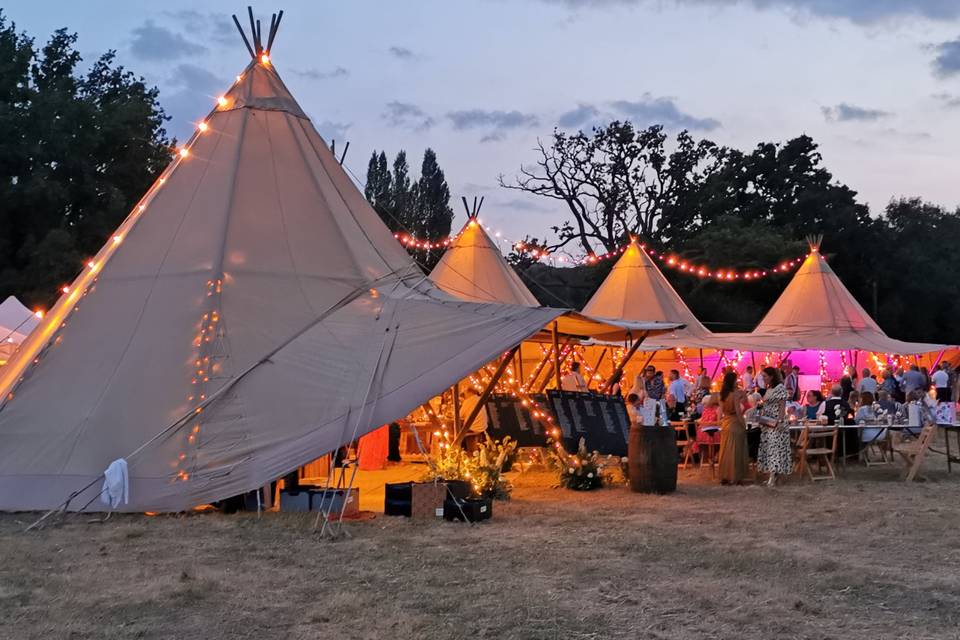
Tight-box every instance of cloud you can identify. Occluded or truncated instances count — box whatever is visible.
[821,102,892,122]
[497,198,555,213]
[315,120,352,144]
[130,20,206,60]
[880,128,932,140]
[932,37,960,77]
[447,109,540,142]
[558,104,601,128]
[933,92,960,108]
[292,67,349,80]
[542,0,960,24]
[388,46,415,59]
[610,96,721,130]
[160,63,224,139]
[163,10,248,46]
[382,101,436,131]
[447,109,540,130]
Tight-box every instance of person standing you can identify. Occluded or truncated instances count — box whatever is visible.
[667,369,687,420]
[902,365,926,398]
[858,368,878,395]
[718,371,749,485]
[742,366,756,393]
[932,362,951,403]
[783,362,799,403]
[756,367,791,486]
[560,361,588,392]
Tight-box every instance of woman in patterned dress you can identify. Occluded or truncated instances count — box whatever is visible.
[757,366,791,486]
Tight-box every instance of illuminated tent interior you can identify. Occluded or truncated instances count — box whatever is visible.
[0,296,41,365]
[0,18,581,513]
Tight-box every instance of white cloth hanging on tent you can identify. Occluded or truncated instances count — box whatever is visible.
[100,458,129,509]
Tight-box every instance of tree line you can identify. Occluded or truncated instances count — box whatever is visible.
[501,122,959,343]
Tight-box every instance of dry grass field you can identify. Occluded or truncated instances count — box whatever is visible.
[2,464,960,640]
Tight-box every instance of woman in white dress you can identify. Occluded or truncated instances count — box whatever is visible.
[756,366,791,486]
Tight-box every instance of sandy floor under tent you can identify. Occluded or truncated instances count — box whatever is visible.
[3,458,960,639]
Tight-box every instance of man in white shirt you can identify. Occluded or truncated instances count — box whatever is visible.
[742,366,756,393]
[667,369,687,419]
[932,362,951,402]
[858,368,878,395]
[560,361,588,393]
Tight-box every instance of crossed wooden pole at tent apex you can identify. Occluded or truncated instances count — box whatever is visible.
[231,7,284,60]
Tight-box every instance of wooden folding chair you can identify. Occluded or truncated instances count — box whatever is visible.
[696,420,720,477]
[860,426,892,466]
[796,425,838,481]
[672,422,695,469]
[891,424,936,482]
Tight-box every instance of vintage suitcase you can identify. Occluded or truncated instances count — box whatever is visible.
[411,482,446,520]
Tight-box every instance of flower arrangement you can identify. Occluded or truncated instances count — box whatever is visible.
[548,437,604,491]
[423,433,517,500]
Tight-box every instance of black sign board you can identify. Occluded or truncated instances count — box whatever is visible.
[483,393,552,447]
[545,390,631,456]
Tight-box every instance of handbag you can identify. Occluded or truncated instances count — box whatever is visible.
[757,415,778,428]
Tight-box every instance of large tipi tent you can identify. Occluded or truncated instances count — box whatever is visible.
[0,16,567,512]
[747,243,947,354]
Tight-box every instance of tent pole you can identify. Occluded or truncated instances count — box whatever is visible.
[457,346,519,443]
[699,348,704,369]
[525,344,553,391]
[516,344,524,383]
[538,340,573,393]
[601,332,646,394]
[588,347,608,390]
[452,384,461,434]
[932,349,946,370]
[750,351,757,372]
[711,350,725,378]
[552,322,562,390]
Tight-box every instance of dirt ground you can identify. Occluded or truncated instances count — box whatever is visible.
[3,460,960,640]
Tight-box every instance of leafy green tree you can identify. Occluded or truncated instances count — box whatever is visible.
[0,13,171,308]
[410,148,453,269]
[364,147,455,270]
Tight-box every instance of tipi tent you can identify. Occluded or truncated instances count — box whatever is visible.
[582,239,792,352]
[429,212,539,307]
[0,15,566,512]
[582,240,712,345]
[749,243,947,354]
[429,213,682,341]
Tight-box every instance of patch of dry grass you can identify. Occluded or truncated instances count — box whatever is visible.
[3,466,960,639]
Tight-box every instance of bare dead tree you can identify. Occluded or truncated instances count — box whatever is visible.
[499,122,722,257]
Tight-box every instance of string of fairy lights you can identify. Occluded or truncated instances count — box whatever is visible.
[395,222,806,283]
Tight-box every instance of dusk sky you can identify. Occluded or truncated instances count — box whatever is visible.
[5,0,960,250]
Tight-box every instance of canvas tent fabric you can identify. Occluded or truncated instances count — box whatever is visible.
[746,248,948,354]
[0,58,566,513]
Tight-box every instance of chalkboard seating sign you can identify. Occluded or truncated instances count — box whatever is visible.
[483,393,552,447]
[546,390,631,457]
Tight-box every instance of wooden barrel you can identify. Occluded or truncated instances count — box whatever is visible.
[628,425,677,494]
